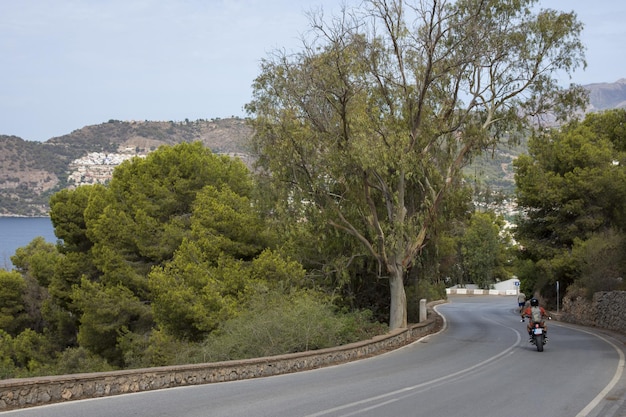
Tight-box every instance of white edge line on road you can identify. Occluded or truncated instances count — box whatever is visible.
[302,303,521,417]
[569,326,626,417]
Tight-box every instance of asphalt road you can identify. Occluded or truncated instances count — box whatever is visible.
[3,296,625,417]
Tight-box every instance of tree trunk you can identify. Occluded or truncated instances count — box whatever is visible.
[388,264,407,329]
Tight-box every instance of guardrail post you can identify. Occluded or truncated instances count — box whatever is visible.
[419,299,427,322]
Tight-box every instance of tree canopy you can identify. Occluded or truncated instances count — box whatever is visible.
[44,142,271,365]
[246,0,586,328]
[461,211,511,289]
[0,142,386,376]
[514,109,626,302]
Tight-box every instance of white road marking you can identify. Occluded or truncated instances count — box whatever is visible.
[569,326,626,417]
[303,304,521,417]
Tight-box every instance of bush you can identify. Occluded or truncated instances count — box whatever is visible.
[193,289,386,362]
[43,347,115,376]
[0,330,17,379]
[120,328,196,368]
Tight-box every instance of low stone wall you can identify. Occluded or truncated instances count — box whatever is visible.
[0,303,444,411]
[560,291,626,334]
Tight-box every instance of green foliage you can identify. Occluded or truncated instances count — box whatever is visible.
[148,247,236,342]
[406,281,446,323]
[461,212,510,289]
[257,178,385,314]
[248,248,307,288]
[570,230,626,298]
[579,109,626,152]
[119,328,194,368]
[48,252,95,309]
[2,130,429,377]
[426,233,465,288]
[40,296,79,350]
[9,237,62,334]
[190,185,268,262]
[41,347,116,376]
[149,248,306,342]
[8,329,57,377]
[72,278,152,366]
[1,329,116,379]
[47,142,265,366]
[514,109,626,302]
[197,289,386,362]
[0,270,29,335]
[50,185,98,253]
[0,330,17,379]
[246,0,586,329]
[11,237,59,287]
[81,142,253,296]
[513,258,539,296]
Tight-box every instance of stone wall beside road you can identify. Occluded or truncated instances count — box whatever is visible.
[560,291,626,334]
[0,303,444,411]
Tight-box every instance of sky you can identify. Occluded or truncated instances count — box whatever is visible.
[1,0,625,142]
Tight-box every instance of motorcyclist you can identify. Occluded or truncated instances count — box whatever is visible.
[521,298,549,342]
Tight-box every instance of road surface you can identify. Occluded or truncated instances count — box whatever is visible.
[3,296,624,417]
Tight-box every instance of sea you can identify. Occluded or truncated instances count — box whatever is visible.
[0,217,57,270]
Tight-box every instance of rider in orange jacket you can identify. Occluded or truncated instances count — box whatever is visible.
[521,298,549,341]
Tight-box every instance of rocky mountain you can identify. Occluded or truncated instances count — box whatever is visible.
[585,78,626,111]
[1,80,625,216]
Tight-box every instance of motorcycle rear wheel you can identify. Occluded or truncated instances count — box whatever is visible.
[535,334,544,352]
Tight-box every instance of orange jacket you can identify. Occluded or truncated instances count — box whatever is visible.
[522,306,547,321]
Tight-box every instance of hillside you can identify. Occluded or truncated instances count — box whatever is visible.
[0,118,253,216]
[585,78,626,111]
[1,80,625,216]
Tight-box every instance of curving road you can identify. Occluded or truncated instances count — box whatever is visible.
[3,296,625,417]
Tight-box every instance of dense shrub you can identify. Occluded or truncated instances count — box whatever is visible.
[193,290,386,362]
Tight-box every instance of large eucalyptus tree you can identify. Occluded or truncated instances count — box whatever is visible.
[246,0,586,329]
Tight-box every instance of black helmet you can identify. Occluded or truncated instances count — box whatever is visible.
[530,298,539,307]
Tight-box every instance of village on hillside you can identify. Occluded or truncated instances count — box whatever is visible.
[67,148,252,188]
[67,149,145,187]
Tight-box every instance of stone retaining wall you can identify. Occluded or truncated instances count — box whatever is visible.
[560,291,626,334]
[0,303,444,411]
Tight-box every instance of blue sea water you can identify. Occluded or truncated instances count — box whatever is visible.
[0,217,57,270]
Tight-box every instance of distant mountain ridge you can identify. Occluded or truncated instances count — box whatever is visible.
[1,80,625,216]
[464,79,626,198]
[585,78,626,111]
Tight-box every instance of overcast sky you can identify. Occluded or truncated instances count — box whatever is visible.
[1,0,624,142]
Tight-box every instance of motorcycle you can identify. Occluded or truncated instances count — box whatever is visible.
[529,321,547,352]
[521,317,551,352]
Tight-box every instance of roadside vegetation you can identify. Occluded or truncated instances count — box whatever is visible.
[514,109,626,302]
[2,0,623,378]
